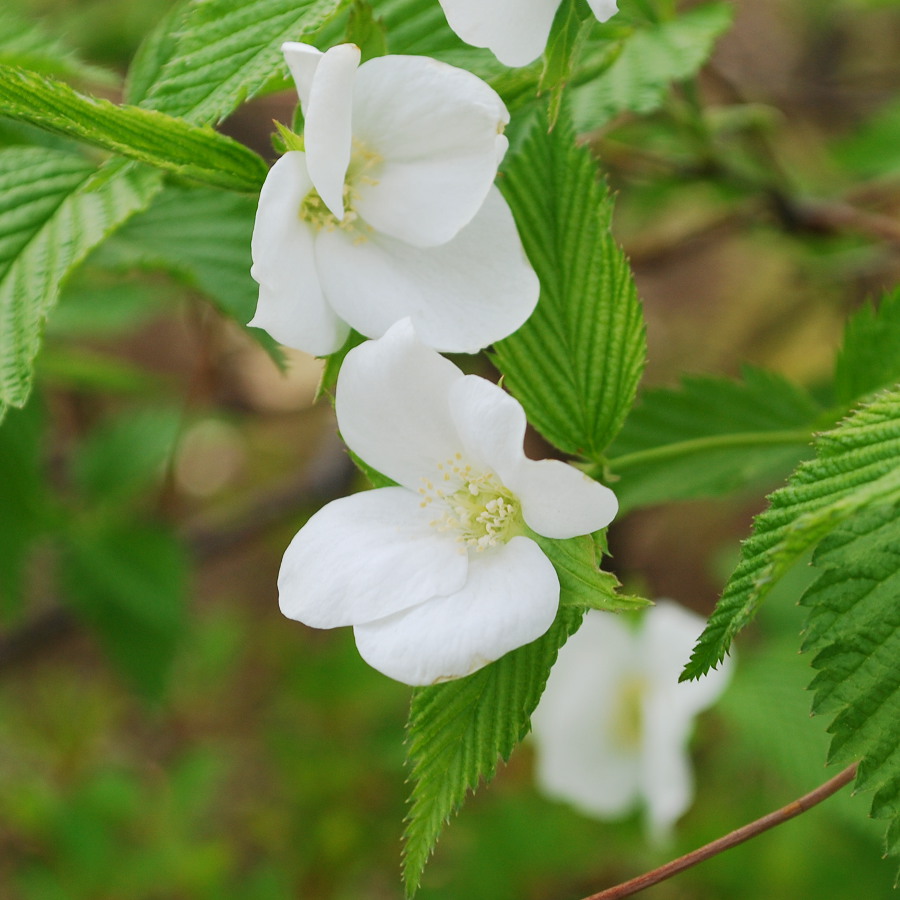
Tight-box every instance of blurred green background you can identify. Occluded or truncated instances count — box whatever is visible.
[2,0,900,897]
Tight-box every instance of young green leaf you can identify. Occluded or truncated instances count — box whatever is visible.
[142,0,344,125]
[571,2,733,130]
[608,367,825,511]
[0,67,268,193]
[124,1,190,106]
[0,149,161,420]
[492,102,646,462]
[683,385,900,681]
[403,606,583,895]
[800,502,900,878]
[530,531,648,612]
[61,522,188,699]
[834,287,900,406]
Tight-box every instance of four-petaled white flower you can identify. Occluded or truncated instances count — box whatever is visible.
[250,42,538,357]
[278,319,618,686]
[531,603,733,840]
[437,0,619,67]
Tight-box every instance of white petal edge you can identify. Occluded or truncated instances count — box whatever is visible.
[353,535,559,685]
[282,41,322,114]
[317,186,539,352]
[587,0,619,23]
[335,319,465,491]
[351,55,509,246]
[249,152,349,355]
[505,458,618,540]
[437,0,560,67]
[304,43,360,219]
[278,486,468,628]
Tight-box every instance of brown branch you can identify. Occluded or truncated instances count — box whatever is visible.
[581,762,859,900]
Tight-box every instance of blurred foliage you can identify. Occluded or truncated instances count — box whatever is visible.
[1,0,900,897]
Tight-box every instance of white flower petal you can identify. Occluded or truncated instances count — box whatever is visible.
[532,612,640,816]
[640,602,734,715]
[437,0,561,67]
[506,458,618,539]
[351,55,509,246]
[282,41,323,114]
[249,152,349,355]
[586,0,619,23]
[335,319,465,490]
[353,535,559,685]
[447,375,527,477]
[316,186,538,352]
[304,43,360,219]
[278,486,468,628]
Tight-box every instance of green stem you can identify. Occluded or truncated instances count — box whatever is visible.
[607,429,814,474]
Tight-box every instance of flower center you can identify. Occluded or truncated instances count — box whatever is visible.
[419,454,523,551]
[297,138,381,242]
[610,675,646,751]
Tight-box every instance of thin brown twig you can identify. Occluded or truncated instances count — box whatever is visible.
[581,762,859,900]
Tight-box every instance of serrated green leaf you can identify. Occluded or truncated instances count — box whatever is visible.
[403,605,583,895]
[94,184,280,361]
[143,0,344,125]
[608,367,825,510]
[540,0,594,128]
[531,531,648,612]
[834,288,900,405]
[61,522,188,699]
[571,2,733,130]
[492,102,645,462]
[0,8,117,88]
[800,502,900,877]
[0,66,268,193]
[70,408,183,504]
[124,2,190,106]
[0,149,161,419]
[683,386,900,681]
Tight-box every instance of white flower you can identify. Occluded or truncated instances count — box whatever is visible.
[249,42,538,357]
[531,602,733,840]
[277,320,618,686]
[437,0,619,67]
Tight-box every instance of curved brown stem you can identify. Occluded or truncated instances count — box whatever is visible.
[581,762,858,900]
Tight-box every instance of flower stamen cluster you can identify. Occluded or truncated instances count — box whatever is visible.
[420,455,523,551]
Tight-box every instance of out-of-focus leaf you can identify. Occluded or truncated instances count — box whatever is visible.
[61,523,188,699]
[609,367,825,510]
[571,2,733,130]
[70,408,183,504]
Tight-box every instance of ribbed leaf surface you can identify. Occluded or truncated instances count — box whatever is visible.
[493,104,646,462]
[683,386,900,680]
[0,149,160,418]
[0,66,268,192]
[801,503,900,877]
[403,607,583,895]
[143,0,343,124]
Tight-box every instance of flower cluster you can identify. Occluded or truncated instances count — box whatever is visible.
[531,603,734,839]
[250,42,537,356]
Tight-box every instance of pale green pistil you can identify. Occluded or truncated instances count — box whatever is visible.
[420,455,524,551]
[297,138,381,241]
[610,676,646,751]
